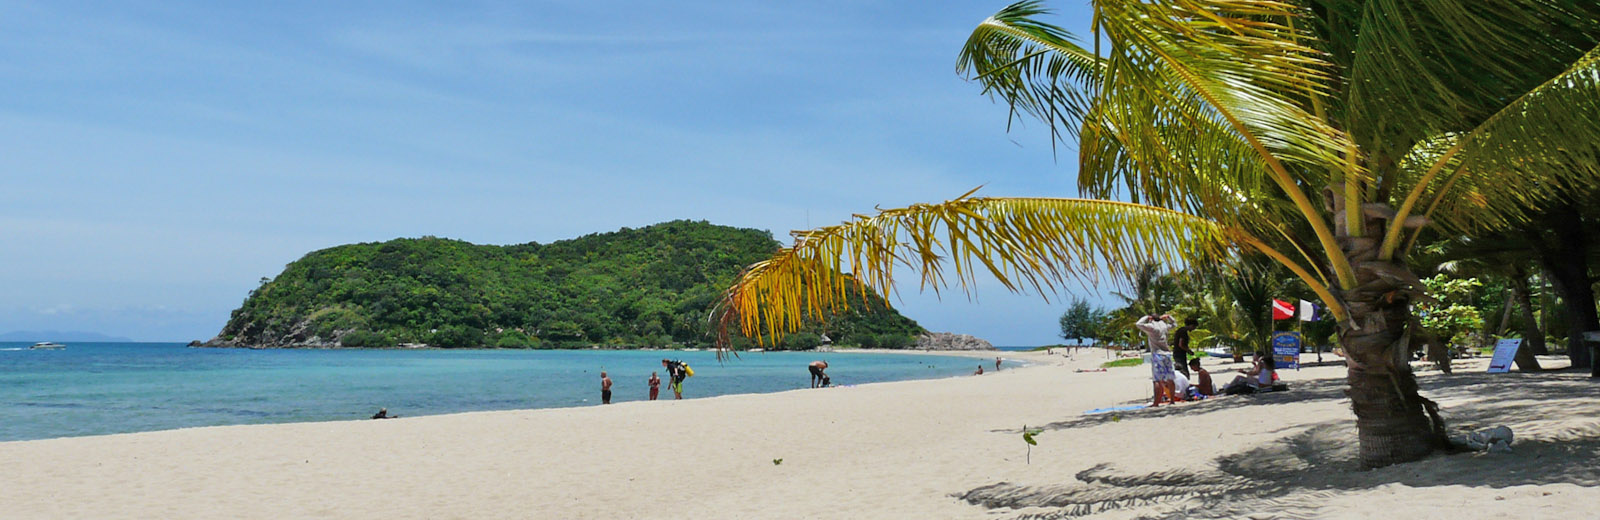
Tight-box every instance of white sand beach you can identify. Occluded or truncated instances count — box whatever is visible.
[1,349,1595,519]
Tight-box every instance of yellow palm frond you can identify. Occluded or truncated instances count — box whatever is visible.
[712,192,1233,347]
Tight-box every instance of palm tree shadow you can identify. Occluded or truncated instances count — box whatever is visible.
[967,371,1600,519]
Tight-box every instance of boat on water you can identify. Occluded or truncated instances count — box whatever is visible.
[29,342,66,350]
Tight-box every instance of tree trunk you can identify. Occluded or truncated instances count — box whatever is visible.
[1532,206,1597,373]
[1509,269,1545,371]
[1512,267,1550,355]
[1337,238,1449,468]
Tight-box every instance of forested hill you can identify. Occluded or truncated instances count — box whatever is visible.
[207,220,923,349]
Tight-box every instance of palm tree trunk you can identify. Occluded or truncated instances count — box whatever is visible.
[1532,206,1597,373]
[1338,238,1449,468]
[1510,269,1546,370]
[1512,271,1549,355]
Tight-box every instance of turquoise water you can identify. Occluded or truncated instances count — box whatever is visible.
[0,342,979,442]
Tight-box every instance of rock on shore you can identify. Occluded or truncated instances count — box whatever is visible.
[914,332,995,351]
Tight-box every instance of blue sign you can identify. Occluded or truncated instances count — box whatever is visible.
[1487,339,1522,374]
[1271,331,1301,370]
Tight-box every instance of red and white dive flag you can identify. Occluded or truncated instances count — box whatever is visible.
[1272,299,1295,320]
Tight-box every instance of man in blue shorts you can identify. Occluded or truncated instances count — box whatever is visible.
[1136,314,1179,406]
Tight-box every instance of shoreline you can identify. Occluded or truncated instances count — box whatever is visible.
[2,346,1014,444]
[3,350,1590,519]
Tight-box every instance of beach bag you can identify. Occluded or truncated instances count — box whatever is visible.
[683,364,695,377]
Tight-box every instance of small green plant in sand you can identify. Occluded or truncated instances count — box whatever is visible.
[772,458,783,466]
[1100,358,1144,369]
[1022,426,1043,464]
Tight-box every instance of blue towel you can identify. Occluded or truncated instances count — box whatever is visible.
[1083,404,1148,415]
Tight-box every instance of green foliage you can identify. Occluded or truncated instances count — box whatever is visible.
[1101,357,1144,369]
[1058,298,1107,345]
[219,221,922,348]
[1420,274,1488,347]
[339,330,395,348]
[778,332,823,351]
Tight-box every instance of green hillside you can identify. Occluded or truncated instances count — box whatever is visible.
[209,220,922,348]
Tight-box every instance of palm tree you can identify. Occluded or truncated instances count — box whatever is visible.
[714,1,1600,468]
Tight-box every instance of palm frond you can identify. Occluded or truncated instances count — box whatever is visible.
[960,0,1359,289]
[712,193,1233,346]
[1342,0,1600,157]
[957,0,1102,148]
[1390,41,1600,254]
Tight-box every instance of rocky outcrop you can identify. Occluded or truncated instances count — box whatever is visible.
[914,332,995,351]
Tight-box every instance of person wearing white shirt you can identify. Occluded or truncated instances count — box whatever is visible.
[1135,314,1179,406]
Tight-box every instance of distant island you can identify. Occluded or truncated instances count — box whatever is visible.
[0,330,134,342]
[205,220,924,349]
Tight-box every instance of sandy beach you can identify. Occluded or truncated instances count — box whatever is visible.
[2,349,1596,519]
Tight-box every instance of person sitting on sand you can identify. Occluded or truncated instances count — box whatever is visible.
[662,359,688,399]
[600,371,613,405]
[1135,314,1179,406]
[975,365,984,375]
[809,360,829,388]
[1173,369,1191,402]
[1189,358,1215,397]
[820,374,831,388]
[371,408,396,419]
[648,372,661,401]
[1222,351,1277,395]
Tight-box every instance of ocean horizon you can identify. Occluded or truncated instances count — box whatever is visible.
[0,342,1005,442]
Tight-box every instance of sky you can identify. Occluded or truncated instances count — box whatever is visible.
[0,1,1111,344]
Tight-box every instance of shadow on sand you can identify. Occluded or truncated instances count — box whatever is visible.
[964,370,1600,519]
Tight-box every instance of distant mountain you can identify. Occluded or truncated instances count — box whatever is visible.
[208,220,924,349]
[0,330,134,342]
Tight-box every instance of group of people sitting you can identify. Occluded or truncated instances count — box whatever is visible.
[1162,351,1281,404]
[1137,313,1284,406]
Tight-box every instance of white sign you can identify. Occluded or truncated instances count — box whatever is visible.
[1486,339,1522,374]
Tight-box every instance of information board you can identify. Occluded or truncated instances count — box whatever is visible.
[1486,338,1522,374]
[1271,331,1301,370]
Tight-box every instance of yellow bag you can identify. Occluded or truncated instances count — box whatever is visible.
[684,364,695,377]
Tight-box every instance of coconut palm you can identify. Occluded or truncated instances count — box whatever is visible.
[713,0,1600,468]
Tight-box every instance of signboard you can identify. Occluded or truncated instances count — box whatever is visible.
[1486,338,1522,374]
[1271,331,1301,370]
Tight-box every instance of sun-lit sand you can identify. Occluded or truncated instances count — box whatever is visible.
[1,348,1595,519]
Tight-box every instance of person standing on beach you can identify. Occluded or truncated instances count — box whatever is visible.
[1172,317,1199,378]
[647,372,661,401]
[1135,314,1178,406]
[995,357,1002,371]
[808,360,829,388]
[662,359,687,399]
[600,372,613,405]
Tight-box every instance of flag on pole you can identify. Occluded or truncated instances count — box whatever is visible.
[1272,299,1295,320]
[1298,300,1319,322]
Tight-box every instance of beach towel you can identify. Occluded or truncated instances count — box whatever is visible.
[1083,404,1148,415]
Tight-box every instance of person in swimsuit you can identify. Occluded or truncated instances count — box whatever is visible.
[648,372,661,401]
[995,357,1002,371]
[975,364,984,375]
[371,408,396,419]
[808,360,829,388]
[600,371,613,404]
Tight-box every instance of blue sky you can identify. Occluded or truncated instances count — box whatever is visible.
[0,1,1109,344]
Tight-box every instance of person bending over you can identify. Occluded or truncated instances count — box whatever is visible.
[808,360,829,388]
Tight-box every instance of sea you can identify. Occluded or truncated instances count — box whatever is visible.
[0,342,1003,442]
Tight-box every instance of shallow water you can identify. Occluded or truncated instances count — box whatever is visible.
[0,342,980,441]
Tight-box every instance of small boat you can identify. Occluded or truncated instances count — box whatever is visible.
[29,342,66,350]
